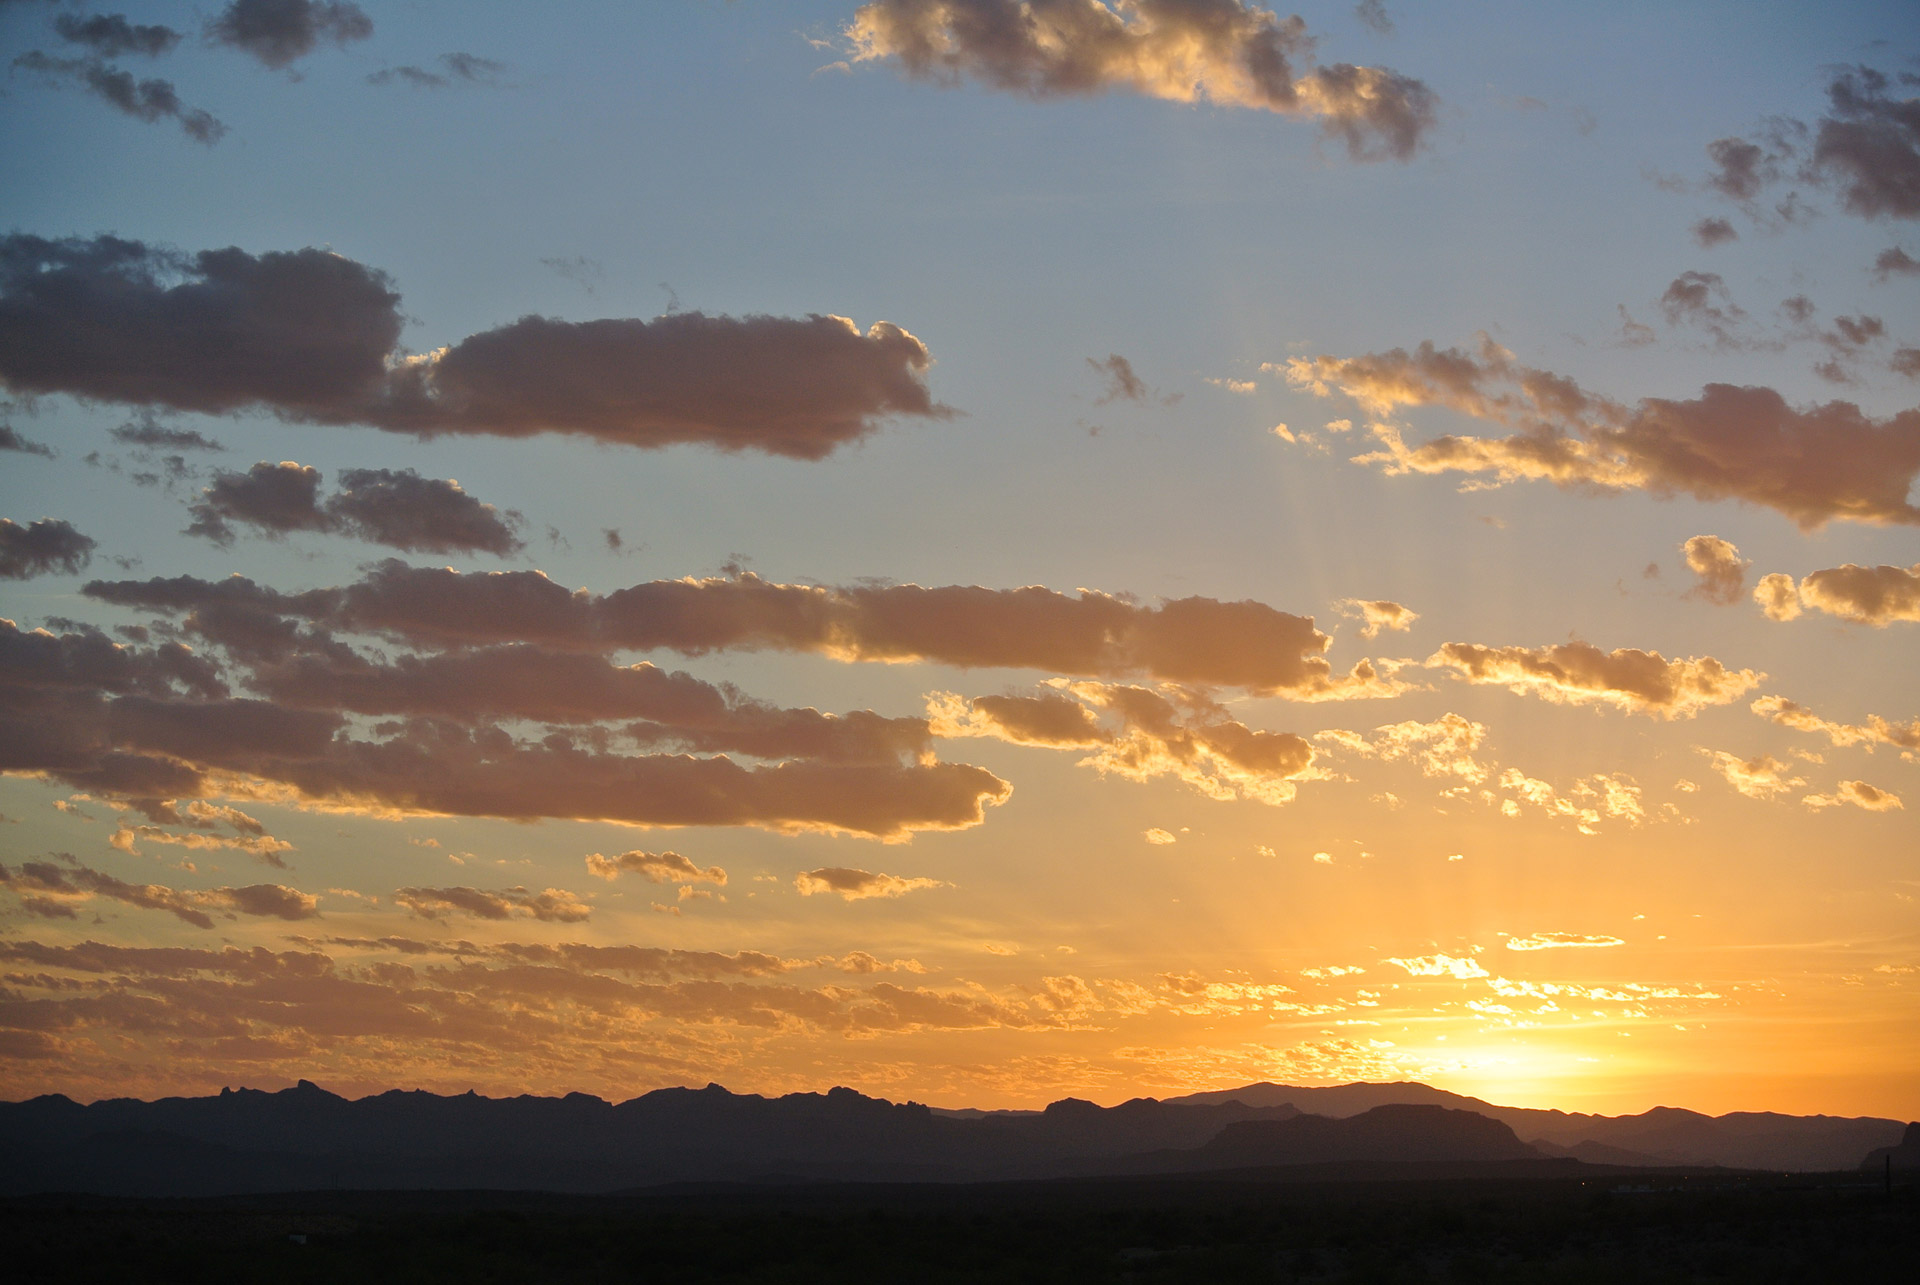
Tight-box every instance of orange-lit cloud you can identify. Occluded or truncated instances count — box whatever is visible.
[1428,640,1760,717]
[1317,712,1489,782]
[1336,598,1419,638]
[1802,780,1904,812]
[0,856,316,928]
[1750,695,1920,754]
[846,0,1437,161]
[584,850,728,885]
[1704,749,1804,799]
[1384,952,1488,979]
[1681,535,1750,605]
[1284,335,1920,528]
[793,867,947,899]
[1505,932,1625,951]
[1793,563,1920,626]
[393,885,592,923]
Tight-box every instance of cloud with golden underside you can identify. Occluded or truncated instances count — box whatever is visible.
[793,867,947,900]
[1754,562,1920,625]
[1283,334,1920,529]
[1428,640,1760,717]
[1802,780,1904,812]
[846,0,1437,162]
[0,856,316,928]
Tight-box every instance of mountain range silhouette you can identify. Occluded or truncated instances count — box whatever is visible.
[2,1079,1907,1196]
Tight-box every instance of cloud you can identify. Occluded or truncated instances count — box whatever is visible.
[0,518,95,579]
[1318,711,1488,783]
[1142,827,1177,845]
[846,0,1437,162]
[110,418,224,451]
[0,617,1010,840]
[184,462,524,555]
[793,867,946,900]
[54,14,182,59]
[1873,247,1920,281]
[1088,353,1149,404]
[1285,334,1920,529]
[1795,562,1920,626]
[88,561,1363,694]
[1704,749,1804,800]
[1750,695,1919,754]
[1802,779,1904,812]
[0,424,54,457]
[0,856,316,928]
[1353,0,1393,36]
[1428,640,1760,717]
[584,850,727,885]
[394,885,591,923]
[367,52,504,89]
[1384,952,1487,979]
[9,53,223,143]
[1691,217,1738,248]
[1505,932,1625,951]
[1752,571,1801,621]
[1660,271,1745,346]
[1496,769,1643,835]
[1335,598,1418,638]
[0,235,946,460]
[934,681,1321,805]
[1808,66,1920,220]
[206,0,373,70]
[1681,535,1750,605]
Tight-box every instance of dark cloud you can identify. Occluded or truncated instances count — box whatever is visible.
[1704,134,1788,202]
[1809,66,1920,220]
[0,235,947,459]
[88,561,1375,695]
[183,462,523,555]
[10,53,225,143]
[1691,216,1738,248]
[1892,347,1920,379]
[1659,271,1744,346]
[0,424,54,457]
[205,0,372,70]
[54,14,182,59]
[110,416,225,451]
[1088,353,1149,404]
[367,52,505,89]
[1287,336,1920,529]
[0,856,317,928]
[1873,246,1920,281]
[846,0,1437,162]
[0,518,95,579]
[1353,0,1393,36]
[394,885,590,924]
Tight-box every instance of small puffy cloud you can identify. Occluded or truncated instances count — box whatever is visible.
[1384,952,1488,979]
[1429,640,1760,717]
[1808,66,1920,221]
[1319,711,1488,783]
[1753,571,1803,621]
[394,885,591,923]
[184,461,524,555]
[1285,334,1920,529]
[1336,598,1418,638]
[0,235,946,461]
[1873,247,1920,282]
[1704,749,1804,799]
[206,0,373,70]
[1353,0,1393,36]
[1505,932,1625,951]
[1796,562,1920,626]
[584,850,727,885]
[0,518,95,579]
[1803,780,1904,812]
[1681,535,1750,605]
[1692,217,1738,248]
[793,867,945,900]
[846,0,1437,162]
[1660,271,1745,346]
[1088,353,1149,404]
[1142,827,1177,845]
[1497,769,1643,835]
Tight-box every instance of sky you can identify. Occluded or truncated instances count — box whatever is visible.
[0,0,1917,1119]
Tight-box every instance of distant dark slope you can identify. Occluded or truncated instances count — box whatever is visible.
[1163,1082,1906,1171]
[1111,1104,1544,1176]
[1862,1123,1920,1172]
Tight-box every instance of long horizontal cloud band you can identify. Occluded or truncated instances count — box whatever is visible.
[1285,336,1920,529]
[0,235,945,458]
[84,562,1364,693]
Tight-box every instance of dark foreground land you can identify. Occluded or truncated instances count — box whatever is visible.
[4,1170,1915,1284]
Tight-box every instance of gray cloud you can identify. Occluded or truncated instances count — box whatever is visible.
[0,424,53,458]
[394,885,590,923]
[367,52,505,89]
[110,415,225,452]
[54,14,182,59]
[1088,353,1149,404]
[0,856,317,928]
[1873,246,1919,281]
[10,53,224,142]
[0,235,947,460]
[185,461,524,555]
[206,0,372,70]
[1691,216,1738,248]
[0,518,95,579]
